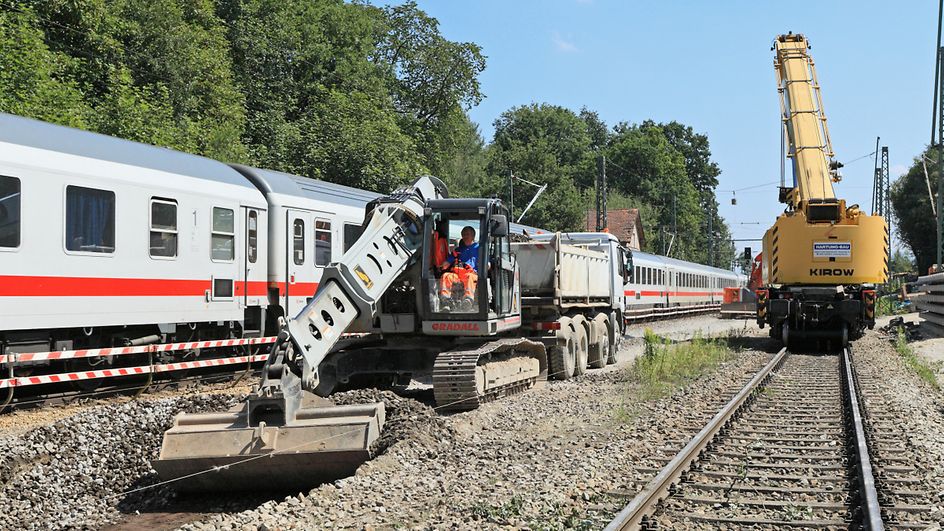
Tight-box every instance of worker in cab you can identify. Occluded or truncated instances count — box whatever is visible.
[430,220,449,275]
[439,225,479,308]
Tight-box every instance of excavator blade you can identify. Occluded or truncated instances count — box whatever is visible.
[151,401,384,492]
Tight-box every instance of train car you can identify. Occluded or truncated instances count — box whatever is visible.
[231,165,380,327]
[0,114,269,374]
[626,250,744,310]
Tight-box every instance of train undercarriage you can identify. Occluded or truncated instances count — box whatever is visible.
[757,284,876,348]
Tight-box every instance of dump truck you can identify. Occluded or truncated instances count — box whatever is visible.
[153,178,629,491]
[515,232,630,379]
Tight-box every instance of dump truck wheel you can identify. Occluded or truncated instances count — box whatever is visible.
[607,311,620,364]
[588,318,608,369]
[548,323,576,380]
[573,323,589,376]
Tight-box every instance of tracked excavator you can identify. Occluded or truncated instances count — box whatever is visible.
[152,176,547,491]
[756,33,888,347]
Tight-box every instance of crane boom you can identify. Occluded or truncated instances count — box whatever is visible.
[775,33,838,208]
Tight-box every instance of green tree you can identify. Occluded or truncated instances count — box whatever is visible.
[29,0,248,161]
[485,104,593,230]
[0,6,90,127]
[605,122,701,260]
[891,146,938,273]
[218,0,423,191]
[889,249,915,274]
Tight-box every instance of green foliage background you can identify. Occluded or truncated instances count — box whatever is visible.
[1,0,735,268]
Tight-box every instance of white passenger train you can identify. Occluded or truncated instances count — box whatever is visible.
[625,251,743,308]
[0,113,742,389]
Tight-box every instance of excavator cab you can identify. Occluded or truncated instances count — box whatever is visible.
[419,199,520,333]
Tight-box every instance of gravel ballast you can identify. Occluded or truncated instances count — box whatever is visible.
[176,344,771,530]
[0,395,242,530]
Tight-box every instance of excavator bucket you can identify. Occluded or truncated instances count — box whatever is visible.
[152,398,385,492]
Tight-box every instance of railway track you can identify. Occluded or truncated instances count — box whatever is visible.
[606,346,935,530]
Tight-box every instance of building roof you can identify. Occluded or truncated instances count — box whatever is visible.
[0,113,254,189]
[585,208,645,248]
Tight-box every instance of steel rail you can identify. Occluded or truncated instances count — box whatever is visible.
[604,347,787,531]
[842,346,885,530]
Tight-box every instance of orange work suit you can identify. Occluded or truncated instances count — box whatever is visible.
[440,266,477,299]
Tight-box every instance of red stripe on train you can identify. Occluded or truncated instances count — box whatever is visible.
[0,276,269,297]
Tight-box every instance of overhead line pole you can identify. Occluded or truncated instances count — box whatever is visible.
[938,47,944,270]
[934,0,944,145]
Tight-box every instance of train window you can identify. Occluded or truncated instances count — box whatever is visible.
[213,278,233,299]
[634,266,640,283]
[211,207,235,261]
[248,211,258,264]
[344,223,364,253]
[66,186,115,253]
[315,219,332,266]
[149,198,177,258]
[293,219,305,265]
[0,176,20,248]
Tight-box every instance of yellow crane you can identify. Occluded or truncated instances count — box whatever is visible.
[756,33,888,347]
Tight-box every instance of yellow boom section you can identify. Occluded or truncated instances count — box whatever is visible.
[775,33,836,208]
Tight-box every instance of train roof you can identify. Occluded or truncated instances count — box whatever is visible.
[633,249,739,276]
[0,113,254,189]
[230,164,380,209]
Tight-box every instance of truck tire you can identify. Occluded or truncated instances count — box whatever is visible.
[607,310,621,364]
[549,320,576,380]
[588,317,608,369]
[573,321,589,376]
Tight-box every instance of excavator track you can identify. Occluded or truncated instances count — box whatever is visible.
[432,337,547,412]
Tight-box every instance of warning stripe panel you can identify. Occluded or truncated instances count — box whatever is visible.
[0,354,269,389]
[1,336,278,364]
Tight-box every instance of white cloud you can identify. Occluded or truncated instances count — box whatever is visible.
[551,31,578,53]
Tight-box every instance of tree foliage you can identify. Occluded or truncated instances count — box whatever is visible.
[1,0,736,268]
[891,146,938,273]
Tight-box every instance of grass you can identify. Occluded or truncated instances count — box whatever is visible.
[613,330,737,424]
[633,330,737,401]
[876,295,907,317]
[894,328,941,390]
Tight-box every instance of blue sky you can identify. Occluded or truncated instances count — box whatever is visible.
[387,1,936,252]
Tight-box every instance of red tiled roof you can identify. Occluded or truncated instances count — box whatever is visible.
[585,209,645,248]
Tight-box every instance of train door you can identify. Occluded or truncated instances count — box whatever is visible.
[285,209,313,315]
[241,207,263,335]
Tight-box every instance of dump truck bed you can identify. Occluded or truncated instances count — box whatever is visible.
[513,238,612,308]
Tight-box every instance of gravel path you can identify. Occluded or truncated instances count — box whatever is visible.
[852,333,944,526]
[0,316,768,531]
[170,342,772,529]
[0,394,243,530]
